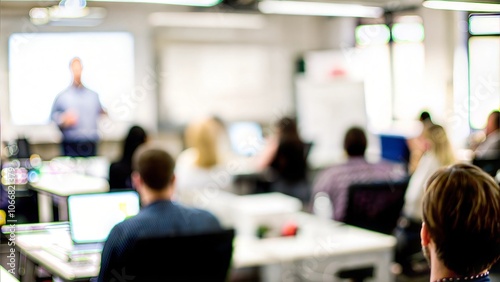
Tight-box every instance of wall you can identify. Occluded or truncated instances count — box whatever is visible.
[153,14,352,130]
[0,2,163,144]
[0,1,465,159]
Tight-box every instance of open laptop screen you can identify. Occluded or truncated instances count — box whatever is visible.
[227,121,264,157]
[67,190,140,244]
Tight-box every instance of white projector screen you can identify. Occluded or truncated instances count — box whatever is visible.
[8,32,135,125]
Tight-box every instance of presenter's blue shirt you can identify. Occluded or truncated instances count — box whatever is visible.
[51,84,103,142]
[97,200,222,282]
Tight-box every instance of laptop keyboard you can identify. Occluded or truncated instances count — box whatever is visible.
[72,242,104,254]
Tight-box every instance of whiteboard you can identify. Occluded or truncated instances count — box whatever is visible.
[296,76,368,169]
[159,43,285,125]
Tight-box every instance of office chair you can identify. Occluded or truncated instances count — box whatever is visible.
[343,180,409,235]
[10,137,32,159]
[336,180,409,282]
[117,228,235,282]
[472,158,500,179]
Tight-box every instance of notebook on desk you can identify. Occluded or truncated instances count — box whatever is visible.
[52,190,141,259]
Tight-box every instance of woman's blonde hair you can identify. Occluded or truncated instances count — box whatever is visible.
[424,124,455,166]
[184,118,220,168]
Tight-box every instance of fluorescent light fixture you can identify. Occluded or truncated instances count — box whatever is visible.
[29,6,107,26]
[422,1,500,12]
[355,24,390,45]
[258,0,384,18]
[149,12,267,29]
[90,0,221,6]
[59,0,87,9]
[469,14,500,35]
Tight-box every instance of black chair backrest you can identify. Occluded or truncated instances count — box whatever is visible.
[10,138,31,159]
[472,158,500,179]
[119,228,235,282]
[344,180,409,235]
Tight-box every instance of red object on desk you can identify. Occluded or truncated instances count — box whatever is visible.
[281,222,298,237]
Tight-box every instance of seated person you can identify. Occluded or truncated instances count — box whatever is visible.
[396,124,456,274]
[420,163,500,282]
[108,125,148,190]
[402,124,456,222]
[407,111,435,175]
[311,126,407,222]
[98,145,222,282]
[256,117,310,202]
[474,110,499,160]
[175,117,232,201]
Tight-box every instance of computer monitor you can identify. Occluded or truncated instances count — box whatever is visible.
[67,190,140,244]
[227,121,264,157]
[379,134,410,166]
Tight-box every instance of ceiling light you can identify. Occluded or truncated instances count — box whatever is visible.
[422,1,500,12]
[29,5,107,26]
[90,0,222,6]
[149,12,267,29]
[258,0,384,18]
[59,0,87,9]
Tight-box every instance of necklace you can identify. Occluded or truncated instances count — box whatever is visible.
[433,271,489,282]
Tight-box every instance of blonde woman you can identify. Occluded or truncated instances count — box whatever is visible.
[174,117,232,201]
[403,124,456,221]
[396,124,456,274]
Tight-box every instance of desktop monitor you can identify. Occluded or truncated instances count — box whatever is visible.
[379,134,411,166]
[227,121,264,157]
[67,190,140,244]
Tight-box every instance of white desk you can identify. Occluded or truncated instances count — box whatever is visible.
[1,265,19,282]
[43,157,110,179]
[233,212,396,281]
[4,212,396,282]
[29,173,109,222]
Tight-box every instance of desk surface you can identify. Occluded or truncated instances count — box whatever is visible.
[29,173,109,196]
[42,157,110,179]
[3,213,396,281]
[1,266,19,282]
[234,212,396,267]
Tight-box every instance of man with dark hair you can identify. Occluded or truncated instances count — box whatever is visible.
[98,145,221,282]
[312,126,406,221]
[474,110,500,160]
[419,111,432,124]
[343,127,367,157]
[421,163,500,282]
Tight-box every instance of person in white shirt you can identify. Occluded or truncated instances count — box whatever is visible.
[396,124,456,275]
[175,117,233,204]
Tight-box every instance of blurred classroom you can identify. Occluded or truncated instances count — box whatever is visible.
[0,0,499,281]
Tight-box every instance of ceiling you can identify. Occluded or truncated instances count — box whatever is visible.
[0,0,424,8]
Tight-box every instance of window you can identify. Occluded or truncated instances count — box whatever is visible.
[467,14,500,130]
[353,16,425,131]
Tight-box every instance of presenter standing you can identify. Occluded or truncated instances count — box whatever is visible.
[51,57,106,157]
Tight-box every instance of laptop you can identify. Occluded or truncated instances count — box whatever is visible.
[227,121,264,157]
[60,190,141,258]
